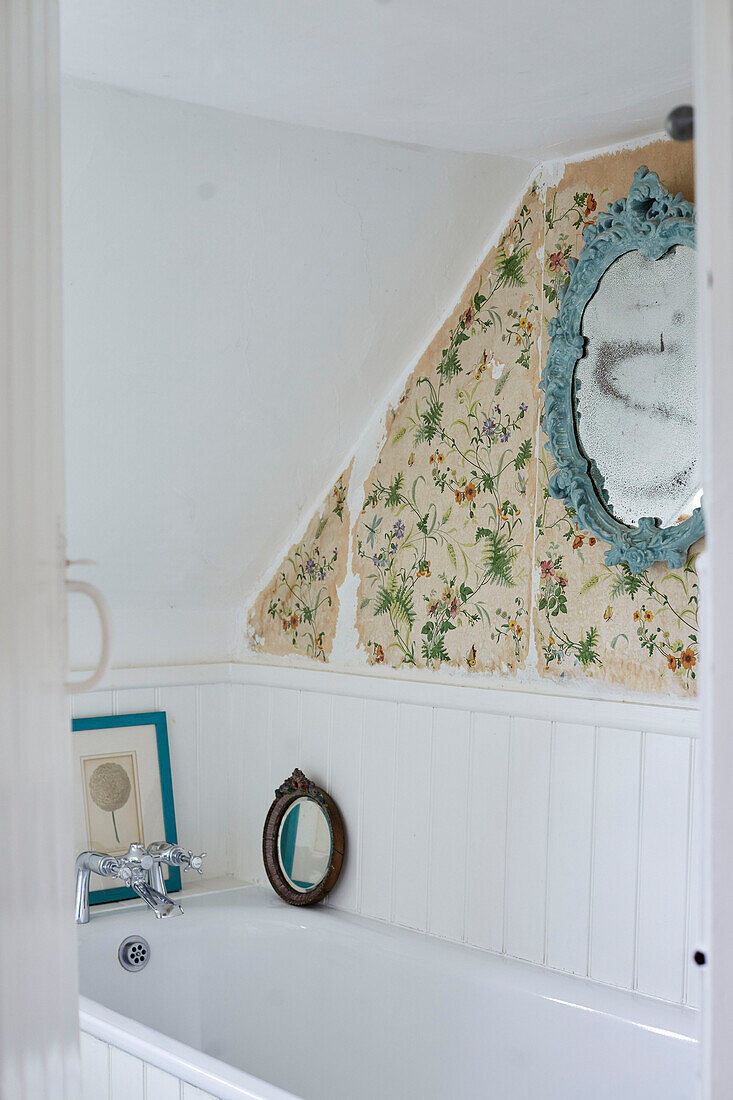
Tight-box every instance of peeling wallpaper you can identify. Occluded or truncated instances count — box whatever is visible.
[248,463,352,661]
[247,138,699,698]
[354,186,542,675]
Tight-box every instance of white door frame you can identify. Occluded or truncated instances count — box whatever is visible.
[696,0,733,1096]
[0,1,80,1095]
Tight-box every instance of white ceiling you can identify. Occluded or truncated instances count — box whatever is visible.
[60,0,692,159]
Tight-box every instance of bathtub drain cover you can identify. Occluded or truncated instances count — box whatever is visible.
[118,935,151,972]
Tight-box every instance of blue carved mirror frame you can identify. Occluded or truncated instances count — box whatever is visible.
[541,166,703,574]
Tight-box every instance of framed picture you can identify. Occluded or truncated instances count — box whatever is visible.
[71,711,181,905]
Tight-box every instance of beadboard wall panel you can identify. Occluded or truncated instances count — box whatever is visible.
[545,723,595,977]
[73,665,701,1009]
[79,1031,216,1100]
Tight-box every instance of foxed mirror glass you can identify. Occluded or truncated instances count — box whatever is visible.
[263,769,344,905]
[542,166,703,573]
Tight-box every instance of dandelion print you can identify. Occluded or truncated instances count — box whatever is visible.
[88,761,131,844]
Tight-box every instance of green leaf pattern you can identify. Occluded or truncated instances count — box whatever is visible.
[354,194,540,672]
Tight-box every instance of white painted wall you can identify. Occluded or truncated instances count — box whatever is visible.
[72,664,702,1010]
[62,77,531,669]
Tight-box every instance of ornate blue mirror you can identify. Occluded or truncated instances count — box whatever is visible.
[541,166,702,574]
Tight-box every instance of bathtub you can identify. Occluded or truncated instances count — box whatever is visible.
[78,884,699,1100]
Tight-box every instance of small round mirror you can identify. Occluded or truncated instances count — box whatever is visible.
[263,769,344,905]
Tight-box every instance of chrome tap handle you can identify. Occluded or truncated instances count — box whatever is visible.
[182,849,207,874]
[147,842,207,874]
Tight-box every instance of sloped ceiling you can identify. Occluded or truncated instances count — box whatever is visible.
[59,0,692,159]
[62,78,531,667]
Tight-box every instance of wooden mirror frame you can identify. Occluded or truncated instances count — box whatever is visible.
[262,768,345,906]
[541,165,702,574]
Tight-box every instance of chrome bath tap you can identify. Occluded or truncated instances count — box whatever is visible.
[75,841,206,924]
[146,842,206,894]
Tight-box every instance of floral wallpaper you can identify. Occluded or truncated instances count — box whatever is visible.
[248,464,352,662]
[353,187,542,674]
[248,138,699,697]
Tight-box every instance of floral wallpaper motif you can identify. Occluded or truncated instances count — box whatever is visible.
[353,188,542,673]
[534,141,699,695]
[248,139,699,696]
[248,465,352,662]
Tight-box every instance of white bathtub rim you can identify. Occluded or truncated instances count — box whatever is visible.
[81,883,702,1035]
[79,995,301,1100]
[80,884,700,1043]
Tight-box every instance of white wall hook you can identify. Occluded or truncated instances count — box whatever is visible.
[66,578,113,694]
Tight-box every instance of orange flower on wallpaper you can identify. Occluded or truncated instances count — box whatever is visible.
[680,648,696,670]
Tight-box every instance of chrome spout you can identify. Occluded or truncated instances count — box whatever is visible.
[75,851,120,924]
[129,878,183,919]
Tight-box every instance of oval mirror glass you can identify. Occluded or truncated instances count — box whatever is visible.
[277,796,333,893]
[576,244,700,529]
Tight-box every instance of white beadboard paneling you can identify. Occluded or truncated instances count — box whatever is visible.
[269,687,301,792]
[686,740,703,1008]
[359,699,398,920]
[73,689,115,719]
[328,695,365,912]
[464,712,510,952]
[110,1048,144,1099]
[182,1085,214,1099]
[158,686,201,858]
[96,665,699,737]
[144,1064,180,1100]
[392,703,431,932]
[198,684,233,878]
[428,708,470,941]
[2,5,80,1089]
[590,727,642,988]
[235,683,272,884]
[636,733,692,1001]
[299,691,332,789]
[504,718,552,963]
[81,1032,109,1100]
[545,723,595,976]
[74,666,701,1007]
[114,687,158,715]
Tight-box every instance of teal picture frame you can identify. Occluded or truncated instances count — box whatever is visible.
[71,711,181,905]
[541,165,703,574]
